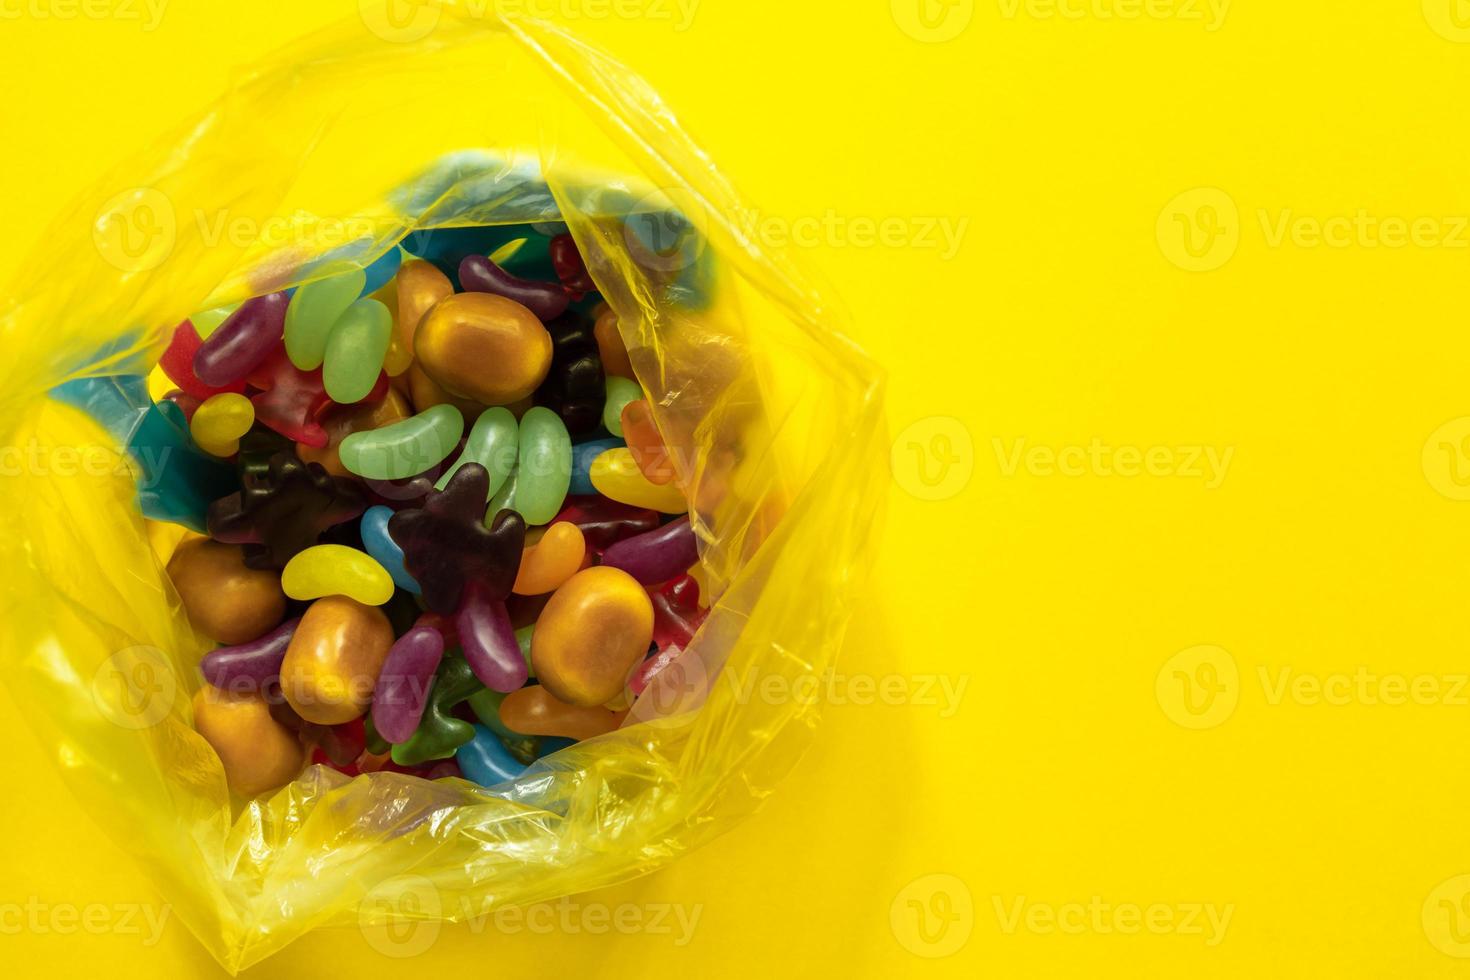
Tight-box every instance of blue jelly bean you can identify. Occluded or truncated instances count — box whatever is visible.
[360,245,404,296]
[361,505,420,594]
[456,724,529,787]
[569,437,623,496]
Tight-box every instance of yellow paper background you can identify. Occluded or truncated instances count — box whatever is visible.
[1,0,1468,976]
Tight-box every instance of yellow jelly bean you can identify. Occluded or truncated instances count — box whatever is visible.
[589,448,688,513]
[189,392,254,457]
[513,521,586,595]
[281,544,394,605]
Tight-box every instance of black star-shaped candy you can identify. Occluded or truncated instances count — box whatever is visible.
[387,463,526,615]
[208,446,368,570]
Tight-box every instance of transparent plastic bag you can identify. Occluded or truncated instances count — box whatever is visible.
[0,5,884,970]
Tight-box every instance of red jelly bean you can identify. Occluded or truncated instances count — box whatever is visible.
[160,320,245,400]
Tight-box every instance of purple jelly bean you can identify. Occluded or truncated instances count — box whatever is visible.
[193,291,290,387]
[456,585,528,693]
[458,254,570,322]
[371,624,446,744]
[200,616,301,692]
[600,516,698,585]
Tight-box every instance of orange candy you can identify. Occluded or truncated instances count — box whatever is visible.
[594,309,635,380]
[513,521,586,595]
[531,567,654,706]
[619,398,676,485]
[395,259,453,355]
[192,687,305,797]
[414,292,552,405]
[499,685,626,741]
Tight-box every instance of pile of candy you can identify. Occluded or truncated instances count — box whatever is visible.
[157,227,707,797]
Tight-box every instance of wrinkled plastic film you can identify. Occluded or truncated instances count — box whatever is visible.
[0,6,884,971]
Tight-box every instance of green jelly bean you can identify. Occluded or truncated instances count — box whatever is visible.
[392,654,483,765]
[437,406,518,495]
[486,466,518,521]
[323,298,392,403]
[515,406,571,525]
[340,404,464,480]
[602,377,641,437]
[285,268,367,370]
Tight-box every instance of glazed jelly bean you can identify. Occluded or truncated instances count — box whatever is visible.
[498,685,625,741]
[593,309,635,380]
[457,583,529,692]
[569,437,622,496]
[602,377,641,438]
[620,398,676,485]
[371,624,445,744]
[601,515,697,585]
[279,595,395,725]
[193,686,305,797]
[551,494,660,551]
[207,448,367,570]
[487,466,518,515]
[531,566,654,706]
[516,406,571,525]
[284,268,366,370]
[395,258,453,354]
[189,392,254,457]
[281,544,394,605]
[513,521,585,595]
[322,298,392,403]
[360,505,419,593]
[338,403,464,481]
[194,291,290,388]
[437,406,516,493]
[406,362,488,425]
[455,724,528,787]
[392,655,481,764]
[590,447,687,513]
[458,254,570,322]
[160,320,245,400]
[299,387,412,477]
[167,538,287,645]
[414,292,552,405]
[387,464,527,615]
[200,616,301,693]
